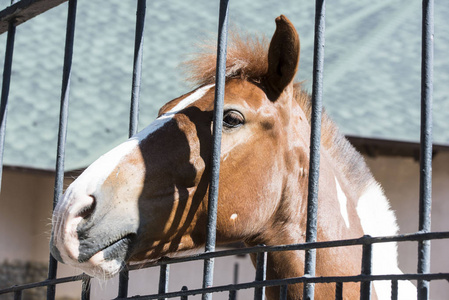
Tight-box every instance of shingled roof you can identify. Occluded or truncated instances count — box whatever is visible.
[0,0,448,171]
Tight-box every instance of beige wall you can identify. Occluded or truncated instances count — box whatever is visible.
[0,152,448,299]
[365,152,449,299]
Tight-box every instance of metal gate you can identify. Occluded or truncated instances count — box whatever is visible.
[0,0,448,299]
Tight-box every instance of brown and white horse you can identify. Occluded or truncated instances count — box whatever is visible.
[50,15,415,299]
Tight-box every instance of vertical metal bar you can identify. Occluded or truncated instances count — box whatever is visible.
[254,250,267,300]
[0,0,19,193]
[181,286,189,300]
[118,2,147,297]
[158,264,170,300]
[81,276,91,300]
[228,262,239,300]
[335,282,343,300]
[280,285,288,300]
[360,241,372,300]
[47,1,77,299]
[14,290,22,300]
[128,0,146,137]
[303,1,326,299]
[391,280,398,300]
[417,1,434,299]
[117,268,129,299]
[233,262,239,285]
[201,0,230,299]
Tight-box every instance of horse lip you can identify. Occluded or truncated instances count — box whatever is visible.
[77,233,135,263]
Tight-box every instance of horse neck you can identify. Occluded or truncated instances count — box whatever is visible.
[246,127,367,299]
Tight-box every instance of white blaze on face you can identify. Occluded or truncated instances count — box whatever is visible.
[334,177,350,228]
[73,83,216,191]
[52,84,215,274]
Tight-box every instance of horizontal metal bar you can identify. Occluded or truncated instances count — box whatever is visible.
[114,273,449,300]
[2,231,449,296]
[2,269,448,299]
[0,274,90,295]
[0,0,68,34]
[129,231,449,271]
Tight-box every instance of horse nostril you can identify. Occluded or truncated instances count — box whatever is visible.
[76,195,96,220]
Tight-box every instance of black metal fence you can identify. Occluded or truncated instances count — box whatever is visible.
[0,0,448,299]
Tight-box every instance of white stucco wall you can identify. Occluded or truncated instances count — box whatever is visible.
[0,151,448,299]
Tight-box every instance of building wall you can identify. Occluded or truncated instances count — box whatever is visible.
[0,152,448,299]
[365,151,449,299]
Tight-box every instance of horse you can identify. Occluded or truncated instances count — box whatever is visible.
[50,15,415,299]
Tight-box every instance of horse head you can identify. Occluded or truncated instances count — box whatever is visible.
[50,15,414,299]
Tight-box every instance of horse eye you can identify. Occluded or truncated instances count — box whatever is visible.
[223,110,245,128]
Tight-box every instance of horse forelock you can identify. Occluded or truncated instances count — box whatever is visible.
[183,31,269,86]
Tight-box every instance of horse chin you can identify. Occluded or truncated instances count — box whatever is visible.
[68,251,126,280]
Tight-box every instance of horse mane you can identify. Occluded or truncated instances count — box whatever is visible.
[184,32,374,196]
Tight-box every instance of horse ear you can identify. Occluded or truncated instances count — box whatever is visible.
[266,15,300,100]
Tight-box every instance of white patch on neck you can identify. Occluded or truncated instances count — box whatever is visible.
[356,182,416,299]
[230,213,238,220]
[334,177,350,228]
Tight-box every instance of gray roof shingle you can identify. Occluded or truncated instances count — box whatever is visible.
[0,0,448,170]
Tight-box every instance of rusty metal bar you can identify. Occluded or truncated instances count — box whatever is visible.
[113,272,449,300]
[0,0,68,34]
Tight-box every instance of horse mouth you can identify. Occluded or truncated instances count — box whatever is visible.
[78,233,136,264]
[102,234,135,260]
